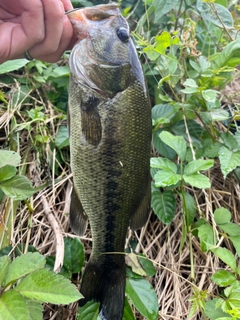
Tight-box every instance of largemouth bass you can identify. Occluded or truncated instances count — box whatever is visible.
[67,4,151,319]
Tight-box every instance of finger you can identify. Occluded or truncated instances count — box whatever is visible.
[61,0,73,11]
[29,0,67,60]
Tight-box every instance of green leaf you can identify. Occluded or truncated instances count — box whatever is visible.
[219,146,240,179]
[205,298,229,320]
[4,252,46,287]
[183,173,211,189]
[211,270,236,286]
[221,132,238,150]
[153,0,178,21]
[123,298,135,320]
[159,131,186,160]
[125,253,147,277]
[212,39,240,68]
[63,237,84,274]
[198,223,215,252]
[150,158,177,173]
[77,301,100,320]
[183,78,198,88]
[0,290,29,320]
[219,223,240,237]
[153,131,176,160]
[0,151,21,168]
[184,159,214,175]
[197,2,233,29]
[0,176,35,200]
[181,192,196,226]
[0,166,17,182]
[152,104,175,122]
[0,59,29,74]
[138,255,156,277]
[181,87,199,94]
[126,278,158,320]
[0,256,11,286]
[55,126,69,149]
[15,269,82,304]
[211,247,236,272]
[202,89,218,103]
[214,207,231,225]
[151,190,176,224]
[229,236,240,256]
[24,298,43,320]
[154,170,181,187]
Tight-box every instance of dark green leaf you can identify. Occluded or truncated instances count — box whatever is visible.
[152,104,175,121]
[126,278,158,320]
[181,192,197,226]
[55,126,69,149]
[198,223,215,252]
[221,132,238,150]
[138,255,156,277]
[123,298,135,320]
[153,0,178,21]
[204,298,229,319]
[77,301,100,320]
[211,270,236,286]
[0,255,11,286]
[153,131,176,160]
[0,176,35,200]
[212,39,240,68]
[63,237,85,274]
[151,190,176,224]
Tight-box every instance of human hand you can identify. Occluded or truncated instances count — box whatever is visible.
[0,0,75,63]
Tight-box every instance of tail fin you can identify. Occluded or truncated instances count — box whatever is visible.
[79,256,126,320]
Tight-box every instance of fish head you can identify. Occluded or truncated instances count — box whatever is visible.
[67,4,138,97]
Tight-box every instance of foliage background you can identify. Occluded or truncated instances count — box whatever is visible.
[0,0,240,319]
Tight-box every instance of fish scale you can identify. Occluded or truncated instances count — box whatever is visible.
[67,4,151,320]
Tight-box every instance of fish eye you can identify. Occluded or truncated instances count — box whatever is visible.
[117,28,129,42]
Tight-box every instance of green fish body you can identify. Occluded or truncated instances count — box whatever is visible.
[67,4,151,319]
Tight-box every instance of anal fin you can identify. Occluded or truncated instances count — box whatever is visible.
[70,186,88,236]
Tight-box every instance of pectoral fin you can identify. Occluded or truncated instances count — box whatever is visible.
[70,186,88,236]
[130,176,151,230]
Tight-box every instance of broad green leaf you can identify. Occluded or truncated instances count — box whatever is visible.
[0,59,29,74]
[153,131,176,160]
[204,298,229,319]
[214,207,231,225]
[203,141,223,158]
[138,255,156,277]
[0,290,29,320]
[63,237,84,274]
[154,170,181,187]
[0,151,21,168]
[15,269,82,304]
[151,190,176,224]
[229,236,240,256]
[155,31,171,54]
[151,104,175,122]
[211,247,236,272]
[0,166,16,182]
[77,301,100,320]
[183,173,211,189]
[197,1,233,29]
[159,131,186,160]
[220,132,238,150]
[126,278,158,320]
[219,146,240,178]
[183,79,198,88]
[181,192,196,226]
[202,89,218,103]
[52,65,70,77]
[55,126,69,149]
[184,159,214,175]
[4,252,46,287]
[123,298,135,320]
[211,270,236,286]
[0,256,11,286]
[198,223,215,252]
[150,157,177,173]
[181,87,199,94]
[0,175,35,200]
[206,109,230,122]
[212,39,240,68]
[153,0,178,21]
[219,223,240,237]
[24,298,43,320]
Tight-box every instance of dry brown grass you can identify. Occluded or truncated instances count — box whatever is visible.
[0,72,239,320]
